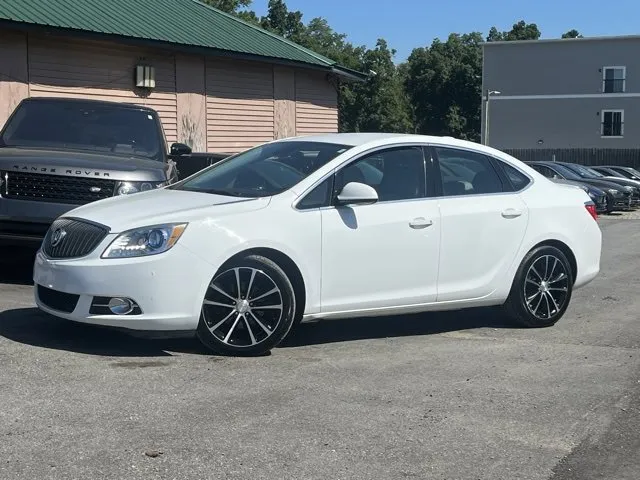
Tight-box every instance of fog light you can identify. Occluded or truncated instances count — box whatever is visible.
[108,297,134,315]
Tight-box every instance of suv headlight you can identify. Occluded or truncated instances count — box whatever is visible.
[608,188,620,195]
[102,223,188,258]
[116,181,167,195]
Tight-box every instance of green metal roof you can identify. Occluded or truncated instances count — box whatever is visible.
[0,0,363,76]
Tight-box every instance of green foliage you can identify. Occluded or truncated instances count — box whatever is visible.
[562,29,583,39]
[214,3,568,141]
[199,0,253,14]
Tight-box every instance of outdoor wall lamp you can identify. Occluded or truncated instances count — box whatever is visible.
[135,64,156,89]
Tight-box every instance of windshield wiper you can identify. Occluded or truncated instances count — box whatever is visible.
[182,187,247,197]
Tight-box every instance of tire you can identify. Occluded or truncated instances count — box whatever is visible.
[605,193,615,214]
[503,245,574,328]
[196,254,297,356]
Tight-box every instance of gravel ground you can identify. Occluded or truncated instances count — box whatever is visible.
[0,217,638,480]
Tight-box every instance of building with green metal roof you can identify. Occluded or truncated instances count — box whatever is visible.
[0,0,363,152]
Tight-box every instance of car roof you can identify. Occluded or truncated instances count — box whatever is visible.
[277,132,504,152]
[20,96,158,113]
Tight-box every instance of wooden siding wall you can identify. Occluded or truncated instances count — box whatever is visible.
[205,59,275,152]
[1,29,340,152]
[295,71,338,135]
[28,36,178,143]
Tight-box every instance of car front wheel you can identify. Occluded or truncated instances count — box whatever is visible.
[504,245,574,328]
[196,255,297,356]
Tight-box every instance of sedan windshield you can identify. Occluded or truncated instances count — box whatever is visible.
[549,163,582,181]
[0,99,164,161]
[176,141,352,197]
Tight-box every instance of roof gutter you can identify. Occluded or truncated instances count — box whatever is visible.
[330,65,368,82]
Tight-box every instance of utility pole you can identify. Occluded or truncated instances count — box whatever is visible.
[484,90,501,145]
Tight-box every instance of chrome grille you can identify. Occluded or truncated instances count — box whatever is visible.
[3,171,115,204]
[42,218,109,259]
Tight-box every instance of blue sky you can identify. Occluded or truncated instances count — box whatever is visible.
[252,0,640,62]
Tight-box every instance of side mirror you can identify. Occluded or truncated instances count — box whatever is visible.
[170,142,192,156]
[335,182,378,206]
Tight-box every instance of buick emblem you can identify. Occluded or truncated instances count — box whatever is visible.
[90,186,102,193]
[50,228,67,248]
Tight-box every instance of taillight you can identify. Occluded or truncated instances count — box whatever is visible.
[585,202,598,221]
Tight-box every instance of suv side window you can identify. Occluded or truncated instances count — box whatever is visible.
[435,147,504,196]
[334,147,426,202]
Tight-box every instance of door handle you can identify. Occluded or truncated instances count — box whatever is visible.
[409,217,433,229]
[501,208,523,219]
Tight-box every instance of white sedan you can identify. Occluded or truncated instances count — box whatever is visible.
[33,133,602,356]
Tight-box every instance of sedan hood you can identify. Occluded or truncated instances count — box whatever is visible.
[65,188,270,232]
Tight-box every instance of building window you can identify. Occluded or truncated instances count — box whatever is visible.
[601,110,624,137]
[603,66,626,93]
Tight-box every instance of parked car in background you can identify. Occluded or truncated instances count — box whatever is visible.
[548,178,609,214]
[526,161,631,212]
[34,133,602,356]
[0,97,193,245]
[557,162,640,206]
[601,165,640,181]
[174,152,230,180]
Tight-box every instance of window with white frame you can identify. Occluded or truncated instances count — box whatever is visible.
[601,110,624,137]
[603,66,626,93]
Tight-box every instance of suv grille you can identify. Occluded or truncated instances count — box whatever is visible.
[3,171,115,204]
[42,218,109,259]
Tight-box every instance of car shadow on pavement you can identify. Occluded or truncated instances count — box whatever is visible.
[0,308,207,357]
[0,306,517,357]
[281,308,515,348]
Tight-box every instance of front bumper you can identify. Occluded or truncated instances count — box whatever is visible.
[33,244,215,331]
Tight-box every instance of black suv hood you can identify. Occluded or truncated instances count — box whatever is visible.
[0,147,168,182]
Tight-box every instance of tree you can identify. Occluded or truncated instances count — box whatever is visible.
[486,20,541,41]
[562,29,583,39]
[200,0,253,14]
[405,33,484,140]
[260,0,306,43]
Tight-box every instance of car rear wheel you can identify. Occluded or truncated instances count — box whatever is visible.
[503,245,574,328]
[196,255,296,356]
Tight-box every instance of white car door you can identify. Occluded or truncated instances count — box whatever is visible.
[433,146,530,302]
[317,146,441,313]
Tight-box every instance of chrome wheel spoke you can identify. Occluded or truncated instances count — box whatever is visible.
[548,287,567,292]
[546,291,560,314]
[549,273,567,284]
[234,268,242,299]
[526,278,540,287]
[243,315,257,345]
[531,265,544,281]
[544,256,550,280]
[543,293,552,318]
[209,284,237,303]
[223,314,242,343]
[252,304,283,311]
[246,269,257,300]
[249,311,273,334]
[207,309,236,333]
[526,291,540,303]
[533,294,544,315]
[203,299,235,309]
[250,287,279,303]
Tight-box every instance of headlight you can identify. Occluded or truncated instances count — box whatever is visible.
[116,181,167,195]
[608,188,620,195]
[102,223,188,258]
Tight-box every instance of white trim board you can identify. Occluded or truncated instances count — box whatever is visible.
[483,93,640,100]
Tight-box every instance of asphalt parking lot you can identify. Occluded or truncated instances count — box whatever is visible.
[0,217,639,480]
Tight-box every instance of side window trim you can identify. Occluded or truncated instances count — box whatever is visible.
[294,143,432,210]
[430,145,508,198]
[486,156,533,193]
